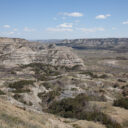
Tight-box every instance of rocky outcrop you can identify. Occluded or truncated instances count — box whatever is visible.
[0,37,84,67]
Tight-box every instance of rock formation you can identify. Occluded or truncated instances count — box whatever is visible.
[0,37,84,67]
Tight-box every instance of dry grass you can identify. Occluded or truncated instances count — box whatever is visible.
[91,101,128,125]
[0,98,46,128]
[0,97,106,128]
[71,120,106,128]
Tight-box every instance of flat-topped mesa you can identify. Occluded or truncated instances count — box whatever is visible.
[0,37,85,68]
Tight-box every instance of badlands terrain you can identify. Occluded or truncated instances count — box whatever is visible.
[0,37,128,128]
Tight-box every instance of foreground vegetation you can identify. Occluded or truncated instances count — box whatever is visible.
[0,90,5,95]
[47,94,122,128]
[113,97,128,109]
[8,80,34,93]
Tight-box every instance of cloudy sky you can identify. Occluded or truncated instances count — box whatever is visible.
[0,0,128,39]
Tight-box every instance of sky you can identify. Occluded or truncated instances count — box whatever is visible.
[0,0,128,39]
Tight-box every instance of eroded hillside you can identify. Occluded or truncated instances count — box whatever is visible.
[0,37,128,128]
[0,37,84,67]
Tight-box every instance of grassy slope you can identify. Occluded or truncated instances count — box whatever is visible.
[0,97,106,128]
[91,101,128,128]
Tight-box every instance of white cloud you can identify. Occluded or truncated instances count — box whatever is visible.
[23,27,35,32]
[46,27,73,32]
[79,27,105,32]
[96,14,111,19]
[46,22,73,32]
[122,21,128,24]
[58,23,72,28]
[3,25,10,28]
[63,12,83,17]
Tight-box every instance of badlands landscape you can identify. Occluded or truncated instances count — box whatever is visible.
[0,37,128,128]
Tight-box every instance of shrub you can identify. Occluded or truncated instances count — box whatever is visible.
[47,94,122,128]
[72,124,81,128]
[13,93,22,100]
[13,94,33,106]
[21,63,60,76]
[10,71,16,74]
[80,71,108,79]
[113,83,119,88]
[43,82,52,89]
[8,80,34,93]
[0,90,5,95]
[122,85,128,96]
[36,74,49,81]
[118,79,126,83]
[8,80,34,89]
[22,63,62,81]
[38,89,61,103]
[99,74,108,78]
[113,97,128,109]
[80,71,98,78]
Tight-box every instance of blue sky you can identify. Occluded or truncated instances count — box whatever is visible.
[0,0,128,39]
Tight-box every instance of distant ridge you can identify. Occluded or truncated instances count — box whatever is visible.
[54,38,128,51]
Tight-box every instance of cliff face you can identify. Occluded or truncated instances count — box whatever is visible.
[0,37,84,67]
[56,38,128,51]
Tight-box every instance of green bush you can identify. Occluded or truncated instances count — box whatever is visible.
[36,74,49,81]
[122,85,128,96]
[21,63,62,81]
[80,71,108,79]
[113,97,128,109]
[118,79,126,83]
[21,63,60,75]
[8,80,34,89]
[0,90,5,95]
[80,71,98,78]
[47,94,122,128]
[43,82,52,89]
[38,89,61,103]
[99,74,108,78]
[13,94,33,106]
[72,124,81,128]
[8,80,34,93]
